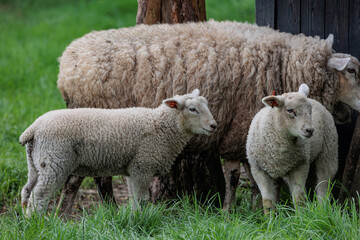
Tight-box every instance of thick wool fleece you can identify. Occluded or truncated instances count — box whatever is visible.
[20,106,192,178]
[57,20,337,159]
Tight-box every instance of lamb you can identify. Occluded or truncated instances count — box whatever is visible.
[246,84,338,213]
[57,20,360,211]
[20,89,217,216]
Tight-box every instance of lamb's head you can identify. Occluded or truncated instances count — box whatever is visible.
[262,84,314,139]
[162,89,217,136]
[327,53,360,112]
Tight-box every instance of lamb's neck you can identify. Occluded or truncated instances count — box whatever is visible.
[156,107,194,146]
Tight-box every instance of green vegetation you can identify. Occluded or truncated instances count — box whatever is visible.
[1,195,360,239]
[1,1,359,239]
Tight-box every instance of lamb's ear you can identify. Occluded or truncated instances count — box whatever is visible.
[262,96,284,108]
[327,57,350,71]
[163,98,183,109]
[325,34,334,50]
[298,83,310,97]
[191,89,200,96]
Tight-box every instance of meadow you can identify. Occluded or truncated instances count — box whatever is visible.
[1,0,359,239]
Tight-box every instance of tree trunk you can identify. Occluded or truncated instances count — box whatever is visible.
[136,0,206,24]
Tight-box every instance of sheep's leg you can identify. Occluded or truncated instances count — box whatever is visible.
[57,174,84,215]
[21,143,38,213]
[94,177,117,205]
[127,169,152,210]
[314,150,338,200]
[284,163,309,206]
[29,171,69,217]
[315,159,334,200]
[251,165,277,213]
[242,161,262,210]
[223,159,241,211]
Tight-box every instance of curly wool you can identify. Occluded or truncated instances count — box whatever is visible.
[20,106,191,177]
[58,20,337,160]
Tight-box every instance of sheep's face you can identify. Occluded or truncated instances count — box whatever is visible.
[327,54,360,112]
[163,89,217,135]
[262,84,314,139]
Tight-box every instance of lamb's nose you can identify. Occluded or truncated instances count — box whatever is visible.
[306,128,314,135]
[210,123,217,130]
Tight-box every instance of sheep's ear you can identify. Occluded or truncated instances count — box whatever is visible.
[325,34,334,49]
[191,89,200,96]
[163,98,181,109]
[298,84,309,97]
[327,57,350,71]
[262,96,284,108]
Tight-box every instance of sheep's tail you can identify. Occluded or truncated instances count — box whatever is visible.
[19,124,36,146]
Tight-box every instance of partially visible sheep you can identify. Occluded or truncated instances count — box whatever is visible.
[20,89,216,216]
[57,20,360,211]
[246,84,338,212]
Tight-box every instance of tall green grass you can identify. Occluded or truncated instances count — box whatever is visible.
[1,196,359,239]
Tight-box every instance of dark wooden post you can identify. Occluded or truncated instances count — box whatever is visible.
[255,0,360,201]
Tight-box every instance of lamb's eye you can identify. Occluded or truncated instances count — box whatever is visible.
[347,68,356,74]
[287,108,296,116]
[189,107,198,113]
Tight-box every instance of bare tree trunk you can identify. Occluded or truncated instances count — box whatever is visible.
[136,0,206,24]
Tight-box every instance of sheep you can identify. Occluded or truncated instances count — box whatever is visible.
[57,20,360,211]
[246,84,338,213]
[20,89,217,216]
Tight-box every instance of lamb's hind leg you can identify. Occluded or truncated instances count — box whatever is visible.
[315,154,338,200]
[21,142,38,213]
[28,167,70,216]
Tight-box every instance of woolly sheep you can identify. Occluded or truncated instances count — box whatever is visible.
[57,20,360,211]
[20,89,217,216]
[246,84,338,213]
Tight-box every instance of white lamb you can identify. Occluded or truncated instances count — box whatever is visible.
[20,89,217,216]
[246,84,338,213]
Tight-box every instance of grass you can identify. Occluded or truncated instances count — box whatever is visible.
[1,0,360,239]
[1,195,360,239]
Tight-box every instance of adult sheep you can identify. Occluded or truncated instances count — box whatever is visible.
[57,20,360,212]
[20,90,216,216]
[247,84,338,213]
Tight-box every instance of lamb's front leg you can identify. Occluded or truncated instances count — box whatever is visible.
[284,163,309,206]
[128,161,153,210]
[251,165,278,213]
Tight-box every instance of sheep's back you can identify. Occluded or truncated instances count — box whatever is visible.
[58,21,336,155]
